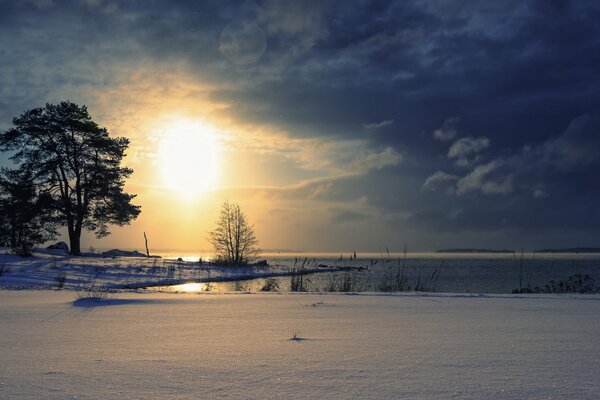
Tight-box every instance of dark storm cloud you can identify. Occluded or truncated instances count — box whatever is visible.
[1,0,600,246]
[330,210,370,225]
[416,113,600,239]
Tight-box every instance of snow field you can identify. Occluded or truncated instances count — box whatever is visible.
[0,291,599,399]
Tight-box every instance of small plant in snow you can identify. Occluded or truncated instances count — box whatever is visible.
[513,274,599,294]
[260,277,280,292]
[290,257,309,291]
[338,270,357,292]
[75,285,111,301]
[232,280,247,292]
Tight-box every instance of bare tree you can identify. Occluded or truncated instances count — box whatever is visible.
[209,201,259,265]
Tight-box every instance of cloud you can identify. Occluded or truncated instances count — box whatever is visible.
[259,0,328,56]
[363,119,394,129]
[80,0,120,14]
[433,117,459,142]
[456,160,513,195]
[447,136,490,166]
[533,188,548,198]
[422,171,458,192]
[330,209,370,224]
[428,113,600,198]
[17,0,54,9]
[536,113,600,170]
[350,147,401,173]
[2,1,600,248]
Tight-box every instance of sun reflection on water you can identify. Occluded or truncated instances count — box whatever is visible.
[170,282,210,292]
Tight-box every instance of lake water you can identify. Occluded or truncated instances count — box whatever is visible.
[151,252,600,294]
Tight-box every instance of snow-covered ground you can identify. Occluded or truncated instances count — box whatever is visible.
[0,290,599,399]
[0,249,340,290]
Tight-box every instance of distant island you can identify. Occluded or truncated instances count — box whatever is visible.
[436,248,513,254]
[534,247,600,254]
[436,247,600,254]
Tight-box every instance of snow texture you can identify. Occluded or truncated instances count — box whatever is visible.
[0,290,599,399]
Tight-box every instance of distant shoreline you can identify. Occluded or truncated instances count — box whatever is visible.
[437,247,600,254]
[436,249,513,254]
[534,247,600,254]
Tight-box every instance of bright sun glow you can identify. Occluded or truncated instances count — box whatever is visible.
[158,118,221,197]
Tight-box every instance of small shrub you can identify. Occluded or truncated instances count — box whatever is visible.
[75,285,111,301]
[323,274,337,292]
[338,271,357,292]
[290,257,310,291]
[379,263,443,293]
[260,277,280,292]
[513,274,599,294]
[232,280,247,292]
[379,246,411,292]
[290,273,306,292]
[414,265,443,292]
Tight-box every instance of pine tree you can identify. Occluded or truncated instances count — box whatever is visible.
[0,102,141,255]
[0,168,57,256]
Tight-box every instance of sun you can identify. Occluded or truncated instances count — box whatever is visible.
[157,118,221,197]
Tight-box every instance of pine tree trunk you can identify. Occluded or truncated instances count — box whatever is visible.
[68,226,81,256]
[68,233,80,255]
[10,223,17,249]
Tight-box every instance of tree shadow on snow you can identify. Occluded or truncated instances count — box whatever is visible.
[288,337,310,342]
[72,298,155,308]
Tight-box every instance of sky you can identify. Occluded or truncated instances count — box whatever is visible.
[1,0,599,252]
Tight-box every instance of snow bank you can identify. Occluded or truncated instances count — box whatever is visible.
[0,248,341,290]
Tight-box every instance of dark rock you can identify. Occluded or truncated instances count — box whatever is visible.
[101,249,146,257]
[47,241,69,252]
